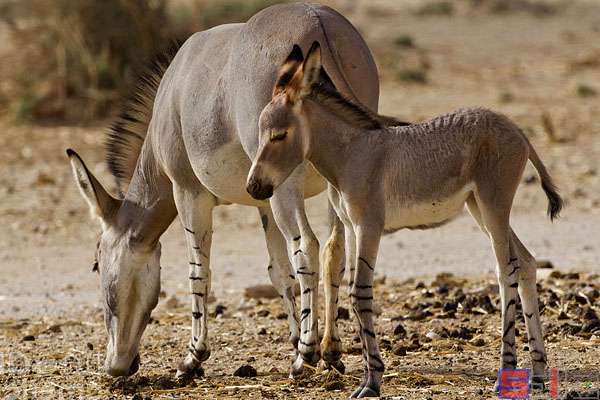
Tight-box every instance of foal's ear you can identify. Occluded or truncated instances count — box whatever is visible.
[66,149,120,223]
[298,41,322,98]
[272,44,304,98]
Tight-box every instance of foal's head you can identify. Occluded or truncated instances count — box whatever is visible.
[246,42,323,200]
[67,150,161,377]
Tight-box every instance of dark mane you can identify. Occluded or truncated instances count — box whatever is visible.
[105,41,181,197]
[308,68,410,130]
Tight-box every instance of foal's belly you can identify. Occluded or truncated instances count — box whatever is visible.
[191,141,325,207]
[383,183,473,233]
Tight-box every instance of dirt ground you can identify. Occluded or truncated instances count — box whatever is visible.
[1,0,599,398]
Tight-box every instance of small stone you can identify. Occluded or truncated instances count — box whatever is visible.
[372,302,383,316]
[22,335,35,341]
[426,331,443,340]
[583,307,597,320]
[581,319,600,333]
[87,342,94,351]
[443,301,457,312]
[257,310,270,317]
[435,285,449,295]
[233,365,257,377]
[258,327,267,335]
[393,323,406,336]
[215,304,227,315]
[337,307,350,320]
[471,338,485,347]
[276,312,287,320]
[132,395,143,400]
[392,345,407,356]
[558,311,569,320]
[475,388,484,395]
[165,295,181,309]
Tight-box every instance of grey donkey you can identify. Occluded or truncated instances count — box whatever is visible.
[247,41,563,398]
[66,3,400,380]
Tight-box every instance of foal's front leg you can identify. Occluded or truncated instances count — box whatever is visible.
[350,223,384,398]
[173,186,216,378]
[269,167,321,376]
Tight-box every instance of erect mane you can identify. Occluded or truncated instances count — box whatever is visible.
[308,68,411,130]
[105,42,181,198]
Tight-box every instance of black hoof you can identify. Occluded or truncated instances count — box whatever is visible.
[358,386,379,398]
[325,359,345,375]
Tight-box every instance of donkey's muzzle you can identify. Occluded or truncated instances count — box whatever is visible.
[246,178,274,200]
[106,353,140,377]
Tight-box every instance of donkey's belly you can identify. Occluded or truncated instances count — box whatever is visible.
[383,183,473,233]
[191,141,325,206]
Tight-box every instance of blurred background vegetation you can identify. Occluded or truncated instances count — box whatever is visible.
[0,0,281,124]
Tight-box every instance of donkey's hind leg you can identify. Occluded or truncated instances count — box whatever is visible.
[258,207,301,357]
[511,230,547,387]
[173,185,217,378]
[321,202,346,373]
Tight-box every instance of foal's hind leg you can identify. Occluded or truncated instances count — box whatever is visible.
[173,185,217,378]
[258,207,301,357]
[471,195,520,377]
[321,203,346,373]
[511,230,547,387]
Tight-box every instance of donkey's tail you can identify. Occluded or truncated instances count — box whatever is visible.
[526,138,563,221]
[106,41,182,197]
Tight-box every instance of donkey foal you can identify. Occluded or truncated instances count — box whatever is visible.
[247,42,563,398]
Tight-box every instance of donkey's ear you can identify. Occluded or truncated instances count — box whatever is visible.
[272,44,304,98]
[66,149,120,222]
[297,41,322,98]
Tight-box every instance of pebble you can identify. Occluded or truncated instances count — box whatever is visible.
[337,307,350,320]
[87,342,94,351]
[392,345,407,356]
[426,331,443,341]
[393,323,407,336]
[257,310,270,317]
[233,365,257,377]
[215,304,227,315]
[583,307,597,320]
[22,335,35,341]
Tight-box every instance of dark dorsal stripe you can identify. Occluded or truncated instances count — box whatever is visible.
[308,68,411,131]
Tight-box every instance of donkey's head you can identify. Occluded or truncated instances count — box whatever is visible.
[246,42,322,200]
[67,149,161,377]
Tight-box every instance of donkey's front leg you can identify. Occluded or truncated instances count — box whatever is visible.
[350,223,384,398]
[269,168,321,376]
[321,202,346,373]
[173,185,217,378]
[258,207,301,357]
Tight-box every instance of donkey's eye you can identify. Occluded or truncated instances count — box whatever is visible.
[271,131,288,142]
[92,261,99,274]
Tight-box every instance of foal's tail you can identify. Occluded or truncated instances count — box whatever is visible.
[525,138,564,221]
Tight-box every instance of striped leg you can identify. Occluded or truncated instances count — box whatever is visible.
[511,230,547,388]
[321,206,345,373]
[350,226,384,398]
[173,186,216,378]
[269,170,321,376]
[258,207,301,356]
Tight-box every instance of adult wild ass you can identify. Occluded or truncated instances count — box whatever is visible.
[66,3,398,379]
[247,42,563,398]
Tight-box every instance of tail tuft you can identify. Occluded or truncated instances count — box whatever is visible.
[542,180,563,221]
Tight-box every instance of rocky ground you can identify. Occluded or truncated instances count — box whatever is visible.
[1,0,599,399]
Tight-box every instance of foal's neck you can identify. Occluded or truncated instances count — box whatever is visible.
[303,99,379,188]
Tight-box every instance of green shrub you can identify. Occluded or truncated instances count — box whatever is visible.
[396,69,428,84]
[393,34,415,48]
[415,1,454,16]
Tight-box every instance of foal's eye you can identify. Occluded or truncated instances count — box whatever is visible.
[270,131,288,142]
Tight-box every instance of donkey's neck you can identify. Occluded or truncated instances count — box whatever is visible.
[303,99,378,188]
[118,145,177,246]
